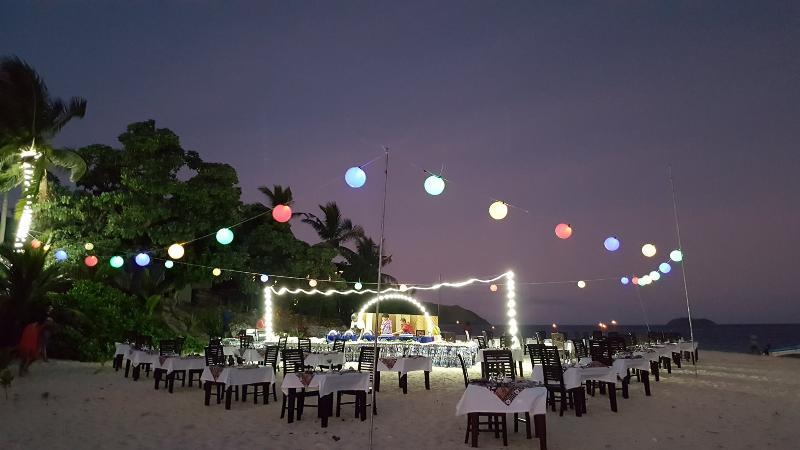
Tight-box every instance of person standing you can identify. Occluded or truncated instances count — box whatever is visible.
[380,314,392,335]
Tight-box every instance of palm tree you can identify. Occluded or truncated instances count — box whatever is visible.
[258,184,294,208]
[0,56,88,247]
[0,245,70,346]
[340,236,397,285]
[302,202,364,251]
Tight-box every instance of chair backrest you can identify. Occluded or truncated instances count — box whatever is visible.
[527,343,546,368]
[263,345,279,368]
[204,345,226,366]
[482,349,515,380]
[573,340,588,358]
[357,346,378,373]
[208,337,222,346]
[499,335,513,349]
[239,335,254,349]
[589,338,613,366]
[278,336,288,350]
[159,339,178,356]
[282,348,305,373]
[475,336,488,349]
[298,337,312,353]
[457,354,470,388]
[332,339,345,353]
[609,335,627,354]
[541,346,565,387]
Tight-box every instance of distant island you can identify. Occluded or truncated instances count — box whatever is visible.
[666,317,717,327]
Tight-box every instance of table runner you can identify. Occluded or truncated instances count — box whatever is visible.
[456,383,547,415]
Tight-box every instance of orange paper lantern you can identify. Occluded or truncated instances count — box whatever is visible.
[555,223,573,239]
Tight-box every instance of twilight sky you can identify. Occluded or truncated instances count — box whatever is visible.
[2,1,798,324]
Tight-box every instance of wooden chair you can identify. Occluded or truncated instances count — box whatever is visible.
[336,346,378,417]
[203,346,227,405]
[298,337,312,353]
[573,340,588,359]
[475,336,488,349]
[499,335,513,349]
[278,336,288,351]
[155,339,186,390]
[239,335,254,349]
[542,346,580,417]
[482,349,515,380]
[262,345,279,401]
[332,339,345,353]
[457,353,509,446]
[527,343,545,369]
[280,348,318,419]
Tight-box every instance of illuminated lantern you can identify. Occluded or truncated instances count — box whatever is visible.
[31,239,42,249]
[650,270,661,281]
[110,256,124,268]
[272,205,292,223]
[54,250,68,262]
[260,274,269,282]
[632,276,639,285]
[604,237,620,252]
[309,279,317,287]
[354,281,363,290]
[621,277,630,285]
[641,244,657,257]
[577,280,586,288]
[168,243,185,259]
[555,223,573,239]
[640,275,651,285]
[345,166,367,188]
[670,249,683,262]
[399,284,408,292]
[84,255,98,267]
[84,242,94,251]
[659,262,671,274]
[215,228,234,245]
[423,175,445,196]
[212,268,221,276]
[135,253,151,267]
[489,284,498,292]
[164,260,174,269]
[489,201,508,220]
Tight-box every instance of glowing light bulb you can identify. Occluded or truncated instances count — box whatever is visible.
[84,255,98,267]
[272,205,292,223]
[135,253,151,267]
[555,223,573,239]
[165,260,174,268]
[659,262,671,274]
[670,249,683,262]
[650,271,661,281]
[621,277,630,285]
[309,279,317,287]
[345,166,367,188]
[168,243,185,259]
[110,256,124,268]
[84,242,94,251]
[260,274,269,282]
[354,281,363,290]
[399,284,408,292]
[604,237,620,251]
[212,268,222,276]
[490,284,498,292]
[216,228,234,245]
[642,244,657,258]
[577,280,586,288]
[423,175,445,196]
[54,250,68,262]
[489,201,508,220]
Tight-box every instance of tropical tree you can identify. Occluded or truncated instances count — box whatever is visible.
[0,56,88,246]
[258,184,294,208]
[302,202,364,251]
[0,245,71,346]
[340,236,397,285]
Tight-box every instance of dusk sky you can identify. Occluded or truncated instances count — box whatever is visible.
[3,1,798,325]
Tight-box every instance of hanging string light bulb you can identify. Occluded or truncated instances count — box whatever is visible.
[212,268,222,276]
[110,256,124,268]
[135,253,151,267]
[345,166,367,188]
[354,281,363,290]
[424,175,445,196]
[272,205,292,223]
[216,228,234,245]
[603,237,620,251]
[260,274,269,282]
[489,201,508,220]
[641,244,657,258]
[309,279,318,287]
[54,250,68,262]
[84,242,94,251]
[489,284,498,292]
[670,249,683,262]
[164,260,174,269]
[577,280,586,288]
[555,223,573,239]
[84,255,98,267]
[168,243,185,259]
[659,262,672,274]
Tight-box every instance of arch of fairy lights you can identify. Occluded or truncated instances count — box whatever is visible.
[355,293,435,334]
[263,270,519,348]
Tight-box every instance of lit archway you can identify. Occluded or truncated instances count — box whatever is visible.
[356,293,435,334]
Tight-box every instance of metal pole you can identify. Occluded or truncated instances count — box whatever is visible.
[634,286,651,333]
[368,146,389,449]
[668,166,697,375]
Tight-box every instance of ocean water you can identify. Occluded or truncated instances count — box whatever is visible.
[483,323,800,354]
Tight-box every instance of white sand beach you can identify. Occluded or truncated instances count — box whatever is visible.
[1,351,798,450]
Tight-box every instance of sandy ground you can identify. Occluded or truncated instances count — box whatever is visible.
[1,351,799,450]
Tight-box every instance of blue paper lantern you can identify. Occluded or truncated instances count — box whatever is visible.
[424,175,445,196]
[604,237,620,252]
[135,253,151,267]
[216,228,234,245]
[620,277,629,285]
[659,262,671,274]
[260,274,269,282]
[54,250,68,262]
[345,167,367,188]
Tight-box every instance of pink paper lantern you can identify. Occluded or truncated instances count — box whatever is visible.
[555,223,573,240]
[84,255,99,267]
[272,204,292,223]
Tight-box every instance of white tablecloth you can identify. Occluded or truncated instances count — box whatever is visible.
[477,348,524,363]
[240,348,264,364]
[125,349,159,366]
[201,366,275,386]
[281,371,370,397]
[531,364,618,390]
[115,343,131,356]
[157,356,206,374]
[677,342,698,352]
[377,356,432,374]
[456,383,548,416]
[222,346,238,357]
[612,357,651,378]
[304,352,345,368]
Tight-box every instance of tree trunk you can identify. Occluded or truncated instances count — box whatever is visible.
[0,191,8,244]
